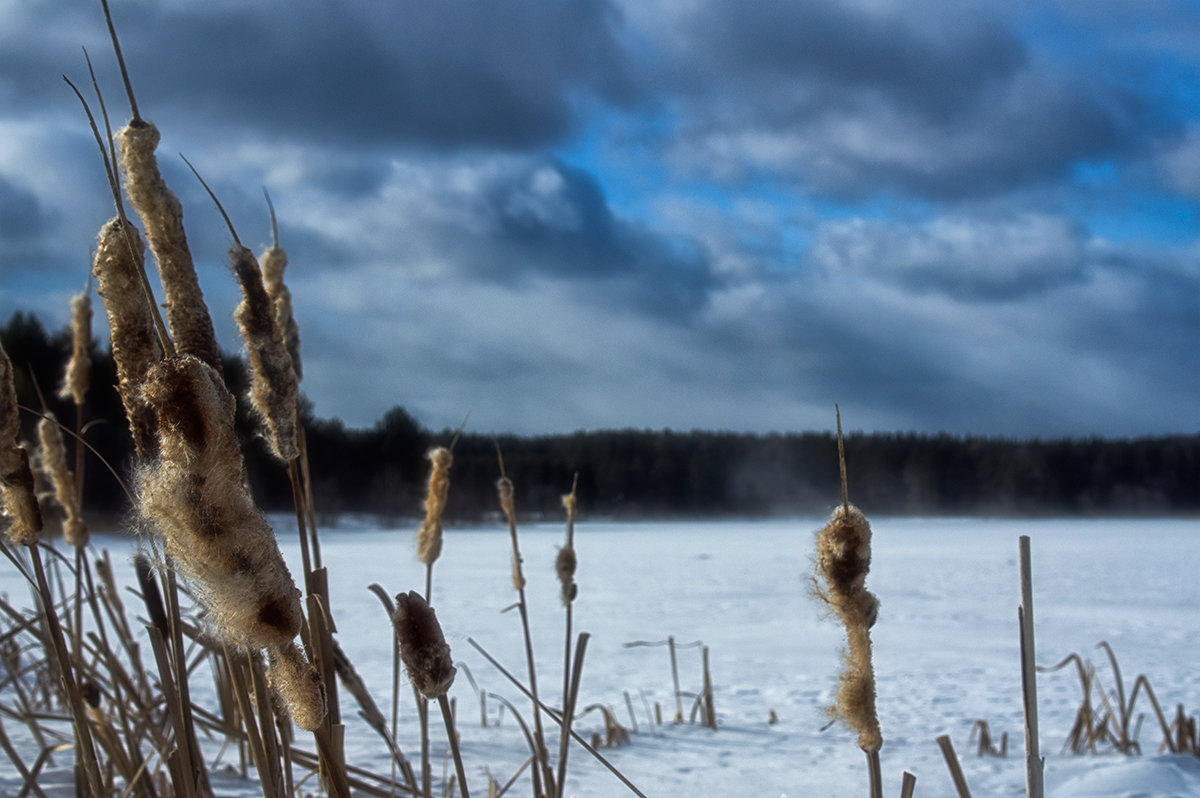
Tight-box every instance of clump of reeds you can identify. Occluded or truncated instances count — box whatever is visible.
[0,339,43,546]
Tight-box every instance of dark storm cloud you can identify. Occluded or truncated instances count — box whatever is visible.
[59,0,638,151]
[477,160,717,316]
[656,0,1150,199]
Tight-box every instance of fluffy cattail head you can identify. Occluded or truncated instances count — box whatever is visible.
[393,590,456,700]
[90,217,160,459]
[232,245,298,462]
[814,504,882,753]
[556,547,577,605]
[137,355,304,652]
[267,643,326,731]
[36,414,87,547]
[260,245,302,382]
[59,292,92,406]
[417,447,452,566]
[0,341,42,546]
[117,121,222,375]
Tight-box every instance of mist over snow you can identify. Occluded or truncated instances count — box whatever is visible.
[2,0,1200,437]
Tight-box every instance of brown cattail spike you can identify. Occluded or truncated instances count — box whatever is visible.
[37,414,87,547]
[231,245,299,462]
[117,122,222,374]
[0,341,42,546]
[137,355,304,653]
[59,292,92,407]
[260,191,303,381]
[393,591,456,700]
[91,217,160,459]
[267,643,326,731]
[815,504,882,753]
[417,447,453,567]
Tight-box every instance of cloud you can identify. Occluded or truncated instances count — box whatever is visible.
[644,0,1149,198]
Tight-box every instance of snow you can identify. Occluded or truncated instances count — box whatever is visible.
[3,516,1199,796]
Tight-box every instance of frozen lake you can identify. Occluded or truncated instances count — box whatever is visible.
[3,515,1199,796]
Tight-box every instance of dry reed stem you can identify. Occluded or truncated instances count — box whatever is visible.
[90,217,160,459]
[418,447,453,570]
[231,244,299,462]
[35,414,87,546]
[59,292,92,407]
[116,121,222,374]
[0,340,42,546]
[814,504,882,753]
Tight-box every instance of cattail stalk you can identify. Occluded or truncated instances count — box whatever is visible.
[815,409,883,798]
[394,591,469,798]
[496,455,552,798]
[37,414,87,546]
[259,201,302,382]
[60,292,92,408]
[136,354,323,730]
[230,244,299,462]
[418,446,453,600]
[0,340,42,546]
[116,121,222,374]
[90,217,161,459]
[555,474,580,797]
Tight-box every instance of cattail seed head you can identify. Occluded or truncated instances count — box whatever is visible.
[117,122,222,375]
[417,447,452,566]
[556,546,577,605]
[0,341,42,546]
[91,217,160,459]
[814,504,882,753]
[393,590,456,700]
[260,245,302,382]
[36,414,87,547]
[267,643,326,731]
[137,355,304,652]
[231,245,298,462]
[59,292,92,406]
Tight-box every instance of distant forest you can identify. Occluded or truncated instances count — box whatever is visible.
[5,310,1199,524]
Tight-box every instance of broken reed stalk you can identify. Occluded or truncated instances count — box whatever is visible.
[1019,535,1043,798]
[936,734,973,798]
[496,448,552,798]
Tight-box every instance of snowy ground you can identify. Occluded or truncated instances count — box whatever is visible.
[3,516,1199,796]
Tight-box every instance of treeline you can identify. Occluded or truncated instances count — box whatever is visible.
[5,310,1199,525]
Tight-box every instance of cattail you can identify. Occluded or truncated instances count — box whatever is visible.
[260,244,302,381]
[393,590,456,700]
[231,245,298,462]
[59,292,92,407]
[497,477,525,590]
[417,447,452,567]
[136,354,305,654]
[0,340,42,546]
[814,504,882,753]
[90,217,160,459]
[267,642,326,732]
[557,488,578,604]
[36,414,87,546]
[116,121,222,374]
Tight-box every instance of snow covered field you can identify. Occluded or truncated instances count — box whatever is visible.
[3,516,1199,796]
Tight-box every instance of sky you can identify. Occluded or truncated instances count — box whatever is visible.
[1,0,1199,438]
